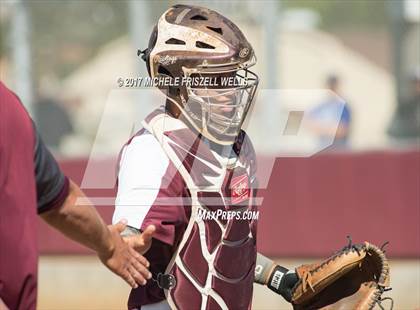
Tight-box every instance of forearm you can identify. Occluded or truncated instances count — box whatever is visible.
[255,253,275,284]
[255,253,286,285]
[254,252,298,302]
[41,180,112,254]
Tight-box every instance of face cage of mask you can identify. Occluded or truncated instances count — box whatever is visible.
[182,68,259,143]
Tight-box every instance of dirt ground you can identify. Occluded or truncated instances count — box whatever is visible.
[37,256,419,310]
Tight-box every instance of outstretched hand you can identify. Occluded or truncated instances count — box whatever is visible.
[97,220,153,288]
[123,224,156,255]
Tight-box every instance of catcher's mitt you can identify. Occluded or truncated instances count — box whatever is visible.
[291,238,392,310]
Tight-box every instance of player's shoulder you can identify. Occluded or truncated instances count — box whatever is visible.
[126,128,160,150]
[119,128,169,171]
[1,82,26,118]
[0,82,34,147]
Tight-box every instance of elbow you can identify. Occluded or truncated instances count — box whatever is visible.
[40,179,79,222]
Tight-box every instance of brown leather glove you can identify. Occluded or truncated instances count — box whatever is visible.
[291,239,393,310]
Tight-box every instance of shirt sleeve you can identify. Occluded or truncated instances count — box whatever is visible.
[34,126,69,214]
[113,132,171,229]
[340,105,351,125]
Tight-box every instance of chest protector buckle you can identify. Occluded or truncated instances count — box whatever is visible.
[155,273,177,290]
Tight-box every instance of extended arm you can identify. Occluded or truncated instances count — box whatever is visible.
[33,128,152,288]
[40,180,153,288]
[41,180,114,252]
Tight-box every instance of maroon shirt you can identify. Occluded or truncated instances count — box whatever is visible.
[0,82,69,310]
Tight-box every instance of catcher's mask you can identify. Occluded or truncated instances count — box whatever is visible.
[140,4,259,145]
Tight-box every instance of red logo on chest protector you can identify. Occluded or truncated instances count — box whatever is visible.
[230,174,250,204]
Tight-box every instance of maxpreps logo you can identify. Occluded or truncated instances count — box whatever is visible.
[197,209,259,221]
[231,174,250,205]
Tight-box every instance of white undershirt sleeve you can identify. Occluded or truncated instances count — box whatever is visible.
[112,131,169,229]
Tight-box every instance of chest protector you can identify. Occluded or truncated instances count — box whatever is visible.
[142,109,258,310]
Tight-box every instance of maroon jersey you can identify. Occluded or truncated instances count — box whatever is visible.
[0,82,69,310]
[113,109,258,309]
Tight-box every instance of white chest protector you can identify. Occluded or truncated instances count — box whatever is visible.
[142,109,258,310]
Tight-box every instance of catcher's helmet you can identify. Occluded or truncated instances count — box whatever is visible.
[140,4,259,145]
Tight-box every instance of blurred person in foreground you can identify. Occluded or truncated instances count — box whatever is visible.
[388,67,420,142]
[0,81,155,310]
[113,5,298,310]
[307,74,352,149]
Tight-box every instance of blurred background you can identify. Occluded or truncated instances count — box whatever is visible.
[0,0,419,309]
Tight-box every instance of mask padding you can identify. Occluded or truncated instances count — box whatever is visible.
[165,38,186,45]
[190,14,207,20]
[206,26,223,35]
[196,41,215,49]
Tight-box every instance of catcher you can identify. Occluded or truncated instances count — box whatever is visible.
[112,4,392,310]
